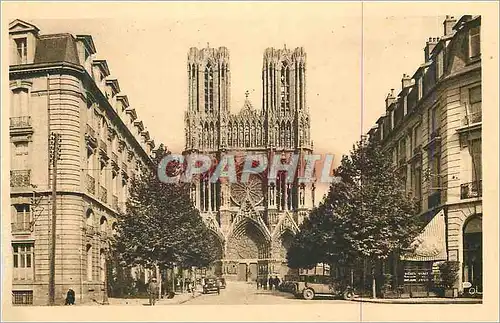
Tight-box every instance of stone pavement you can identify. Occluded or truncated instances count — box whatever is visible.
[352,297,482,304]
[102,291,202,306]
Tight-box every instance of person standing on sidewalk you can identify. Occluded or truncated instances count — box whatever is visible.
[148,277,159,306]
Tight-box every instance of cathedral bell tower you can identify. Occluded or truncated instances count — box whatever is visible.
[185,44,230,153]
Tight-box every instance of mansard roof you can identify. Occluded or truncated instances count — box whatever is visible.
[34,34,79,65]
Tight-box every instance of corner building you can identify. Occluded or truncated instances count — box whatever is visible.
[8,20,155,305]
[368,15,482,296]
[184,46,315,281]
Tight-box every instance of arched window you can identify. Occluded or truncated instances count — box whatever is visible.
[228,122,233,147]
[286,121,292,148]
[86,244,93,281]
[245,122,250,147]
[111,222,118,235]
[205,63,214,113]
[86,209,94,228]
[100,216,107,233]
[280,62,290,114]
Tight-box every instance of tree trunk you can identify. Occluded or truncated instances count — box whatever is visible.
[372,264,377,299]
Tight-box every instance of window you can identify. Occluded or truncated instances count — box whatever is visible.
[414,124,422,148]
[469,26,481,58]
[429,154,441,191]
[15,38,27,64]
[390,110,395,130]
[204,64,214,113]
[86,244,93,281]
[403,96,408,116]
[436,51,444,79]
[11,88,29,118]
[468,86,482,124]
[280,63,290,114]
[418,77,423,100]
[470,139,482,184]
[13,204,31,232]
[12,243,34,280]
[428,105,440,137]
[12,290,33,305]
[12,142,28,170]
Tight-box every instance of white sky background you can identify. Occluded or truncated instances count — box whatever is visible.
[25,4,447,200]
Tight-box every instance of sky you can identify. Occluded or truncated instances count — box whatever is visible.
[20,3,448,199]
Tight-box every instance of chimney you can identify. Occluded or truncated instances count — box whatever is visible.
[424,37,439,62]
[401,74,412,89]
[385,89,396,108]
[443,15,457,36]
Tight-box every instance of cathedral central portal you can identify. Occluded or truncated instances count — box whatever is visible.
[183,45,314,281]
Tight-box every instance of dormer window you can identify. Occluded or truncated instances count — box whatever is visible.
[15,38,27,64]
[469,26,480,58]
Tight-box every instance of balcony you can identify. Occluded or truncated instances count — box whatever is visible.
[11,221,31,234]
[10,116,31,129]
[121,162,129,180]
[99,186,107,204]
[85,124,98,149]
[84,225,96,236]
[463,111,482,126]
[430,128,441,140]
[111,152,119,171]
[86,174,95,195]
[10,170,31,187]
[460,180,482,199]
[112,195,118,210]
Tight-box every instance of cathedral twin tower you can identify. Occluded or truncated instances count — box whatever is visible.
[185,45,311,152]
[183,45,314,281]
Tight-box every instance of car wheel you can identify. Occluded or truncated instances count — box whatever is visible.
[343,289,354,300]
[303,288,315,300]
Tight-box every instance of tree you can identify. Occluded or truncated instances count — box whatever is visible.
[112,144,219,280]
[288,136,423,298]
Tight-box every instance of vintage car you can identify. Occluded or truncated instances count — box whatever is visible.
[294,274,354,300]
[202,277,220,294]
[217,277,226,289]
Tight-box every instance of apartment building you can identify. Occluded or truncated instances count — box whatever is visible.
[368,15,482,296]
[8,19,155,305]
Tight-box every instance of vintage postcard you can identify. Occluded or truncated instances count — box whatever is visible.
[2,1,498,322]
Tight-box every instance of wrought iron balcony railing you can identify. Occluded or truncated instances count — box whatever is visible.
[11,221,31,233]
[463,112,482,126]
[430,128,440,140]
[10,170,31,187]
[10,116,32,129]
[99,139,107,153]
[460,180,482,199]
[99,186,107,203]
[86,174,95,194]
[85,124,98,148]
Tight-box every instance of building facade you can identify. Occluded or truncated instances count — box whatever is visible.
[183,46,315,281]
[8,20,155,305]
[367,15,482,296]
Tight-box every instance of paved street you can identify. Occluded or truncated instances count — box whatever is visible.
[184,281,354,305]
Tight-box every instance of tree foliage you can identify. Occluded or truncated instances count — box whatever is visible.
[288,136,423,273]
[112,144,220,271]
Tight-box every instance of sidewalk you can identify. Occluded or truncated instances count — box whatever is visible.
[352,297,482,304]
[106,291,202,306]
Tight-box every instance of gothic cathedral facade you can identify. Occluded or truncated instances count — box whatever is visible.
[184,45,314,281]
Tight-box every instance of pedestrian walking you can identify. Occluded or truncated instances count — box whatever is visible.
[148,277,159,306]
[274,276,281,290]
[65,288,75,305]
[256,278,260,289]
[268,276,274,291]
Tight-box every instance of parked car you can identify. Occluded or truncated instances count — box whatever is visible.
[294,274,354,300]
[217,277,226,289]
[202,277,220,294]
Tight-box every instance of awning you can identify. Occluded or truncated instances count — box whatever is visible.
[401,209,447,262]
